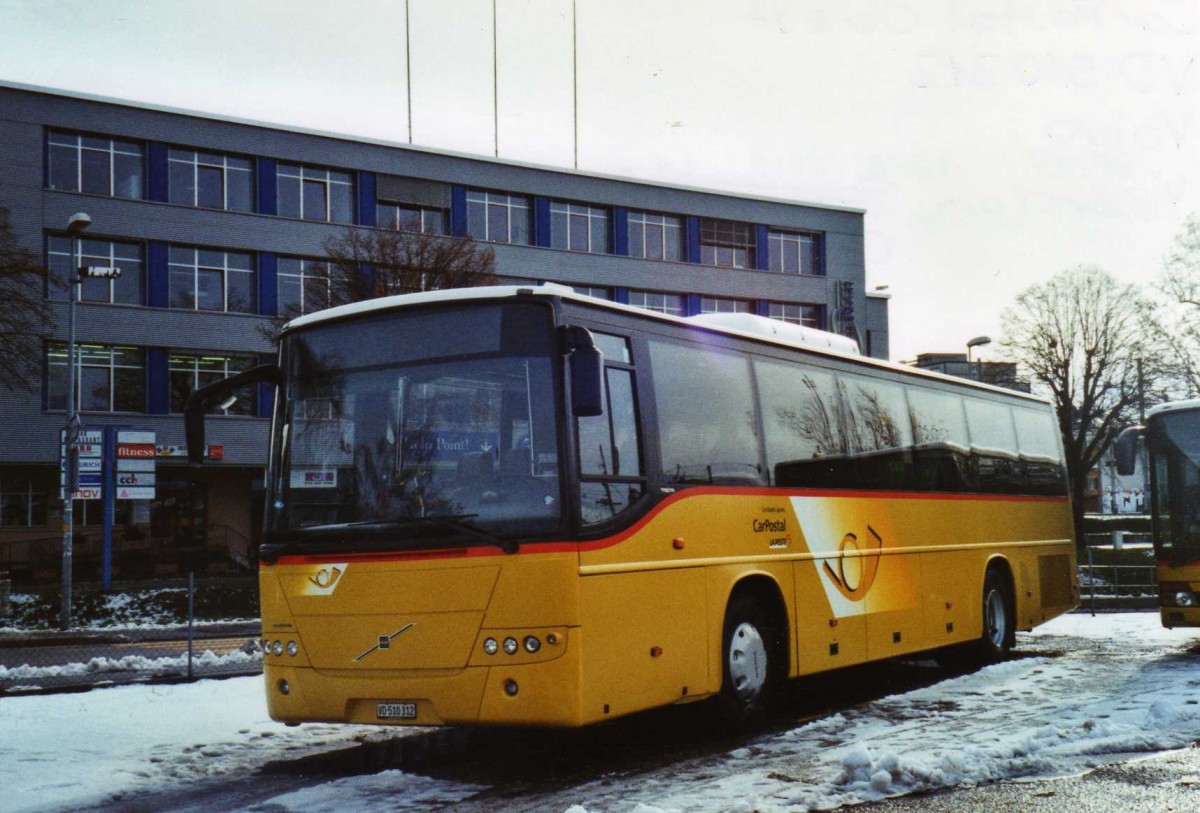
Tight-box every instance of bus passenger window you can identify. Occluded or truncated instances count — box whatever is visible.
[755,360,845,488]
[908,387,970,492]
[840,375,914,489]
[649,340,764,485]
[965,399,1021,493]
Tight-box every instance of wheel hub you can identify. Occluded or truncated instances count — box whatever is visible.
[728,621,767,700]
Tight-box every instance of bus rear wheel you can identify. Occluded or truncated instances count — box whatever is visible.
[716,593,781,729]
[978,569,1014,662]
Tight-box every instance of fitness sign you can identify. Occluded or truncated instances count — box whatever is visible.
[115,430,157,500]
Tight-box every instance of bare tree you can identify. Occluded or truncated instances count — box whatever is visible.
[1000,266,1155,543]
[264,226,498,341]
[0,205,57,391]
[1148,214,1200,397]
[324,226,497,305]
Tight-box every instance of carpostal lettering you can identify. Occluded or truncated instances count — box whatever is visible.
[753,518,787,533]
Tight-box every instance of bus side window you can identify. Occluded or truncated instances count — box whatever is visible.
[649,339,764,486]
[577,334,645,525]
[755,359,845,488]
[964,399,1021,493]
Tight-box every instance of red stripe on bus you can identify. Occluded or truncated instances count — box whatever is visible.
[271,486,1068,566]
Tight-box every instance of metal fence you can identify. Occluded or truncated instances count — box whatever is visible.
[0,574,261,694]
[1077,552,1159,613]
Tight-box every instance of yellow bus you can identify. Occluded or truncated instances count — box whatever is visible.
[1116,401,1200,628]
[186,284,1077,728]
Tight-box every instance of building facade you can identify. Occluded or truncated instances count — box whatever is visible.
[0,82,887,582]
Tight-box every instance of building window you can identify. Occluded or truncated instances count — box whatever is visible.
[571,285,610,300]
[277,163,355,223]
[768,230,820,275]
[628,289,683,315]
[168,149,254,212]
[47,235,144,305]
[168,246,256,313]
[465,190,531,244]
[47,343,145,413]
[277,257,332,316]
[551,202,609,253]
[627,211,682,261]
[0,479,45,528]
[378,202,445,234]
[700,218,755,269]
[169,353,256,415]
[700,297,751,314]
[46,130,143,199]
[768,302,823,328]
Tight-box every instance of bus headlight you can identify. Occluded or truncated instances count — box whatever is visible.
[271,640,284,657]
[1175,591,1196,607]
[524,636,541,653]
[286,641,299,657]
[503,637,519,655]
[483,637,499,655]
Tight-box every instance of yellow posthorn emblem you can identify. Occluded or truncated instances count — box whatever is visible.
[309,566,344,590]
[823,526,882,602]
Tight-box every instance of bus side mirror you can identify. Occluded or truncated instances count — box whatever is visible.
[185,364,282,464]
[561,326,604,417]
[1114,425,1142,476]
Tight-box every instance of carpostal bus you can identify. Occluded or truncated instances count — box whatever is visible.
[185,284,1077,728]
[1116,401,1200,628]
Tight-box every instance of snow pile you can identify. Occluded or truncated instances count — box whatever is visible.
[260,771,483,813]
[0,646,261,682]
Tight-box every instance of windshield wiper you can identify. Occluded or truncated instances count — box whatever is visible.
[296,513,518,554]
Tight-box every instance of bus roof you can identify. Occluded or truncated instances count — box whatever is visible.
[285,284,1050,405]
[1147,400,1200,420]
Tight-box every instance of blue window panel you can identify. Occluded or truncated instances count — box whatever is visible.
[147,143,169,203]
[257,158,277,216]
[754,299,771,318]
[815,234,826,276]
[685,294,702,316]
[258,354,275,419]
[147,241,169,308]
[360,261,375,296]
[685,216,701,264]
[612,207,629,256]
[258,252,278,317]
[357,171,377,228]
[613,287,630,306]
[450,185,468,236]
[146,348,170,415]
[534,197,552,248]
[755,224,770,271]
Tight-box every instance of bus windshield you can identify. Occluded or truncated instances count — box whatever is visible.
[267,302,562,548]
[1150,410,1200,563]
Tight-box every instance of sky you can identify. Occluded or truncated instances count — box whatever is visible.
[0,0,1197,362]
[4,613,1200,812]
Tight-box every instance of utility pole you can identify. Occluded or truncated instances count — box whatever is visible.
[61,212,91,630]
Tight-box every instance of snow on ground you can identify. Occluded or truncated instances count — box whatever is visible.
[0,646,260,683]
[2,612,1199,813]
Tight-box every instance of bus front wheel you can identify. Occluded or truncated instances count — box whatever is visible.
[716,593,780,728]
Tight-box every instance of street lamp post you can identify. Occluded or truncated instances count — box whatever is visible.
[60,211,91,631]
[966,335,992,383]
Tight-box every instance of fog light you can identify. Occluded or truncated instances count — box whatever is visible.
[483,637,499,655]
[271,640,284,657]
[503,637,519,655]
[504,679,519,696]
[278,679,290,695]
[286,641,299,657]
[1176,591,1196,608]
[524,636,541,653]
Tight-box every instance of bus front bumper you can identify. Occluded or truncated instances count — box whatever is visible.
[264,637,584,727]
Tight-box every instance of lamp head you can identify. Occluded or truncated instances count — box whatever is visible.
[966,335,992,349]
[66,212,92,235]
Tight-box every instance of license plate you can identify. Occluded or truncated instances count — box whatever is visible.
[376,702,418,720]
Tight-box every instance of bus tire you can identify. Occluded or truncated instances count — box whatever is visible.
[716,592,781,729]
[977,568,1014,662]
